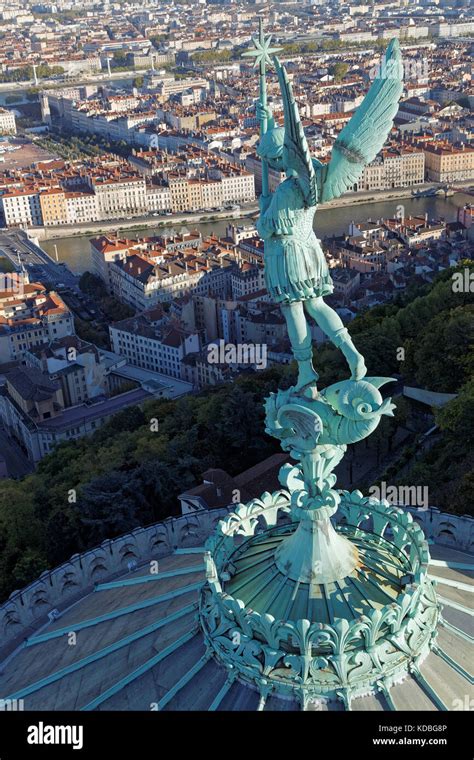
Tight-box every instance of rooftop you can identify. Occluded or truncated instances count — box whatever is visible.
[0,505,471,711]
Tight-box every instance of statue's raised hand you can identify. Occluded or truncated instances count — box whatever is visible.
[256,102,274,127]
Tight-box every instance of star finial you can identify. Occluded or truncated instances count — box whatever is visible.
[242,18,282,73]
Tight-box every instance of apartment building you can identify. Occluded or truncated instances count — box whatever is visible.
[424,143,474,182]
[109,312,200,380]
[234,303,287,347]
[0,280,74,363]
[90,235,132,290]
[389,215,447,248]
[168,177,190,213]
[2,186,101,228]
[183,294,239,344]
[361,148,425,191]
[330,267,361,303]
[245,154,284,193]
[0,188,43,227]
[0,108,16,135]
[0,150,254,228]
[146,75,208,100]
[0,367,65,453]
[25,335,108,406]
[109,255,204,310]
[65,190,99,224]
[181,351,231,389]
[91,232,200,294]
[339,237,388,273]
[431,21,474,37]
[230,261,265,298]
[167,171,254,213]
[92,228,266,313]
[458,204,474,240]
[145,184,172,212]
[159,107,216,132]
[39,188,68,226]
[0,364,152,463]
[88,174,147,217]
[70,105,157,143]
[221,172,254,204]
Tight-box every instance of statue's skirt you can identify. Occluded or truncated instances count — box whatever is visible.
[264,234,334,304]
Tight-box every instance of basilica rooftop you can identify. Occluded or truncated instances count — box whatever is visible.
[0,506,471,712]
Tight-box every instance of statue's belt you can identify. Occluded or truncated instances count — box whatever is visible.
[266,234,319,247]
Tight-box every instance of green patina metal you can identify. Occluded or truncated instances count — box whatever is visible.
[94,563,204,591]
[199,490,440,705]
[5,604,198,702]
[198,24,441,710]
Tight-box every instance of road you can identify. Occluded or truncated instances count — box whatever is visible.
[0,68,137,94]
[33,202,258,242]
[0,228,104,323]
[0,228,79,289]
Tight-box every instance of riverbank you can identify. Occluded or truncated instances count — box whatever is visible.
[0,69,136,94]
[28,182,473,243]
[31,207,249,242]
[40,191,472,275]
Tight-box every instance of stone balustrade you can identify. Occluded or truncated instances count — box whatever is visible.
[0,508,229,653]
[0,501,471,657]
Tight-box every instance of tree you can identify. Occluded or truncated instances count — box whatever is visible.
[436,379,474,447]
[79,271,107,298]
[413,307,473,392]
[77,470,151,545]
[113,50,129,65]
[329,62,349,82]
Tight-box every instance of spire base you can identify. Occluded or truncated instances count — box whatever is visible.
[274,511,360,585]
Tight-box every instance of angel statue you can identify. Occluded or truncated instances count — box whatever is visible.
[248,32,403,394]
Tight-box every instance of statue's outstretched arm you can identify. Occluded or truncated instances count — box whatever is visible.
[256,101,275,214]
[321,39,404,204]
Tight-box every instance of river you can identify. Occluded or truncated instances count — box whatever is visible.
[40,193,471,274]
[0,73,137,106]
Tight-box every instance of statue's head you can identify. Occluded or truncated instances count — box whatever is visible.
[257,127,285,171]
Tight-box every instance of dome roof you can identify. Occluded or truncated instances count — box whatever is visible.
[0,506,472,712]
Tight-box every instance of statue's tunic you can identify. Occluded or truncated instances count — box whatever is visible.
[256,177,333,304]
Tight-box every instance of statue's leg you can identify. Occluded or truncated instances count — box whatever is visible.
[280,300,318,391]
[304,297,367,380]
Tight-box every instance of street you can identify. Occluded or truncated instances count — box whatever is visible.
[0,227,80,290]
[0,420,33,478]
[0,227,107,323]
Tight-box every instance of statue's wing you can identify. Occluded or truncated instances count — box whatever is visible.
[274,56,317,207]
[321,39,403,204]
